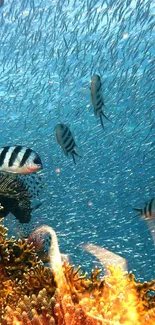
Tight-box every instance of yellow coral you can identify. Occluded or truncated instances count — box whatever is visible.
[1,222,155,325]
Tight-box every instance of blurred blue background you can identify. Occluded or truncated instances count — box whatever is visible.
[0,0,155,281]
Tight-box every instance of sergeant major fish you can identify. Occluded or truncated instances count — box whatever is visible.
[0,145,43,174]
[56,124,81,164]
[134,198,155,246]
[91,74,111,128]
[133,198,155,219]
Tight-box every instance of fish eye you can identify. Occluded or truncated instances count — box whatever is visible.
[33,156,42,166]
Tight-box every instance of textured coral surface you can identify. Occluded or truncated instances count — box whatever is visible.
[0,220,155,325]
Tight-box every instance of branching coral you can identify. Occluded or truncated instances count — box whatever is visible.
[1,221,155,325]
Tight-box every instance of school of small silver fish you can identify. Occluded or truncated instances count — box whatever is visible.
[0,0,154,277]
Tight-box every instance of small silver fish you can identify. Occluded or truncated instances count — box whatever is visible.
[134,198,155,219]
[0,145,43,174]
[56,124,81,164]
[91,74,111,128]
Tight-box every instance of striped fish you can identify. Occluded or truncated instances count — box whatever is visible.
[133,198,155,219]
[56,124,81,164]
[0,173,42,223]
[91,74,111,128]
[0,145,43,174]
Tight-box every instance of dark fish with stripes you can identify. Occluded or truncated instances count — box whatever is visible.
[0,145,43,174]
[91,74,111,128]
[0,173,42,223]
[133,198,155,219]
[56,124,81,164]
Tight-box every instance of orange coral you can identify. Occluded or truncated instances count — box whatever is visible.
[1,222,155,325]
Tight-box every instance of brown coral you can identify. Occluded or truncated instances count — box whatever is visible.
[1,222,155,325]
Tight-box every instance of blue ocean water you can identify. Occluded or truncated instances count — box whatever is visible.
[0,0,154,281]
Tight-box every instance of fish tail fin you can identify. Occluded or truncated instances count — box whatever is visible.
[133,208,142,217]
[101,110,112,123]
[74,147,83,157]
[72,152,76,165]
[72,147,82,164]
[100,114,105,128]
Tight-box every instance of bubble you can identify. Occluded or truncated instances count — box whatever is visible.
[122,33,128,39]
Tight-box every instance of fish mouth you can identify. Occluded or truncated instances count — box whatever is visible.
[27,164,43,172]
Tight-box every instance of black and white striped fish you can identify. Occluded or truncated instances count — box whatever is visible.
[133,198,155,219]
[91,74,111,128]
[56,124,81,164]
[0,145,43,174]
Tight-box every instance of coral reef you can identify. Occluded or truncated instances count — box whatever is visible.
[0,220,155,325]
